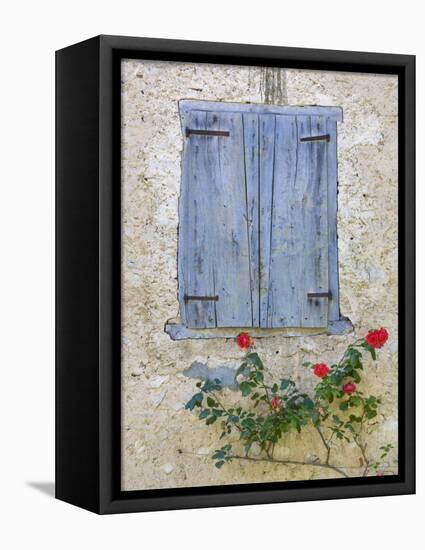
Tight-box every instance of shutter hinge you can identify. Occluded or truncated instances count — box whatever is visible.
[184,294,219,302]
[186,129,230,137]
[300,134,330,142]
[307,291,332,299]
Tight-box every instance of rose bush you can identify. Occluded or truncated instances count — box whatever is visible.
[185,328,396,478]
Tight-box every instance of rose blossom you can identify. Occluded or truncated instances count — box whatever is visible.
[236,332,254,349]
[342,382,357,395]
[376,471,385,477]
[365,327,389,349]
[313,363,330,379]
[271,396,281,411]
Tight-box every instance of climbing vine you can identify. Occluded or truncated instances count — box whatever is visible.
[185,328,396,478]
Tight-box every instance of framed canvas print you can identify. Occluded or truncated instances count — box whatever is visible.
[56,35,415,514]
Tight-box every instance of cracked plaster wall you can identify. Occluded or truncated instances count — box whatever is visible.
[121,59,398,490]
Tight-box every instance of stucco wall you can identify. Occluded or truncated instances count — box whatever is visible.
[121,59,398,491]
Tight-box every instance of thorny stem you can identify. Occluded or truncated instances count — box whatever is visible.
[229,454,349,478]
[354,435,369,476]
[265,441,276,460]
[315,425,331,465]
[336,339,364,370]
[209,391,242,433]
[326,430,336,448]
[352,411,370,476]
[251,362,273,410]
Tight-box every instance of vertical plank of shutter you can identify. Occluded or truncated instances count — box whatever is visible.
[267,115,299,327]
[182,110,217,328]
[326,119,340,322]
[243,113,260,327]
[178,111,189,327]
[258,114,276,327]
[300,115,329,327]
[214,112,253,327]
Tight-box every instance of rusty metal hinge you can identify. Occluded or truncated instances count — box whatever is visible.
[307,291,332,299]
[186,129,230,137]
[184,295,219,302]
[300,134,330,142]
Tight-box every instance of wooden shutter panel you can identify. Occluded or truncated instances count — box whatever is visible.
[178,101,338,333]
[179,110,254,328]
[265,114,329,328]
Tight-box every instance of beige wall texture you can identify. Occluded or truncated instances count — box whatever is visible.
[121,59,398,491]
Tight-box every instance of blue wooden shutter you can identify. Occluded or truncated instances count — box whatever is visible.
[179,110,255,328]
[263,115,329,328]
[178,102,339,332]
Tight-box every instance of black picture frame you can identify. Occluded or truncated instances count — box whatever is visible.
[56,35,415,514]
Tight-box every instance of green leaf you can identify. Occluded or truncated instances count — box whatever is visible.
[239,381,252,396]
[329,372,344,385]
[207,396,216,407]
[332,414,342,425]
[246,353,264,370]
[199,408,210,419]
[280,379,294,392]
[215,460,225,469]
[255,371,264,383]
[235,363,247,378]
[363,342,377,360]
[185,392,204,411]
[206,415,217,425]
[202,379,221,393]
[212,450,225,459]
[347,347,362,369]
[302,397,314,409]
[351,370,361,383]
[349,395,362,407]
[339,401,349,411]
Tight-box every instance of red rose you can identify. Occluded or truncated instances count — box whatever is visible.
[236,332,254,349]
[313,363,330,379]
[271,397,281,411]
[365,327,389,349]
[342,382,356,395]
[376,471,385,477]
